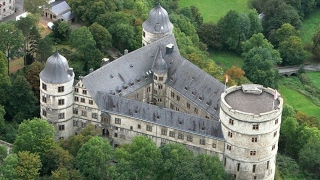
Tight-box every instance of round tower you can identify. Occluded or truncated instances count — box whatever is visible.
[151,47,168,107]
[39,51,75,140]
[142,4,173,46]
[220,84,283,180]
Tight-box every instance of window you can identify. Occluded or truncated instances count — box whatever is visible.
[253,165,256,173]
[250,151,256,156]
[42,109,46,117]
[161,128,167,135]
[73,108,78,114]
[42,83,47,91]
[58,86,64,93]
[83,90,87,95]
[252,124,259,130]
[138,124,141,129]
[42,96,47,103]
[143,31,145,37]
[177,96,180,101]
[153,89,157,94]
[178,133,184,140]
[89,100,93,105]
[58,99,65,105]
[200,139,206,145]
[157,98,162,102]
[199,96,203,101]
[146,125,152,132]
[227,144,232,151]
[58,113,65,119]
[187,135,193,142]
[74,88,79,93]
[154,75,157,80]
[74,96,79,102]
[185,87,188,91]
[59,137,64,140]
[59,125,65,131]
[252,137,258,142]
[159,77,163,81]
[147,87,151,93]
[169,131,175,137]
[254,176,257,180]
[229,119,234,125]
[92,113,98,119]
[228,131,233,138]
[212,143,216,148]
[267,161,269,169]
[114,133,118,137]
[237,163,240,172]
[274,131,277,137]
[170,76,174,81]
[115,118,121,125]
[175,107,179,111]
[224,158,226,166]
[170,103,174,109]
[275,119,279,124]
[171,91,175,98]
[81,98,85,103]
[130,126,133,130]
[194,108,198,114]
[187,103,190,109]
[158,84,163,89]
[272,144,275,150]
[81,111,87,117]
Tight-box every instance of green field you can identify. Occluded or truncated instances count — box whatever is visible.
[301,10,320,45]
[278,73,320,120]
[179,0,250,23]
[209,49,243,70]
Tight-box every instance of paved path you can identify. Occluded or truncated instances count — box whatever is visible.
[278,64,320,75]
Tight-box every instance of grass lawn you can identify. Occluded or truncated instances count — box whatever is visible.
[9,57,24,74]
[209,49,243,70]
[179,0,250,23]
[301,10,320,45]
[307,71,320,87]
[278,77,320,120]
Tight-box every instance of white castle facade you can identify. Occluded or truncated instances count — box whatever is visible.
[0,0,15,20]
[39,5,283,180]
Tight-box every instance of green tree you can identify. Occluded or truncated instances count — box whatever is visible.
[198,23,223,50]
[36,36,53,62]
[274,23,300,47]
[312,27,320,60]
[197,154,227,180]
[23,0,47,14]
[242,47,278,88]
[0,52,10,105]
[0,153,18,179]
[96,11,134,29]
[247,9,263,36]
[15,151,42,180]
[111,136,162,180]
[298,137,320,177]
[0,145,7,164]
[279,117,298,155]
[69,27,96,56]
[51,167,84,180]
[25,61,45,100]
[89,22,112,51]
[5,75,39,122]
[278,35,306,65]
[76,137,113,179]
[277,154,305,179]
[217,10,240,51]
[109,23,137,51]
[52,20,71,42]
[13,118,56,159]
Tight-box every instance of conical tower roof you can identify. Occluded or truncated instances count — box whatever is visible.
[142,4,173,34]
[152,47,167,74]
[40,51,73,84]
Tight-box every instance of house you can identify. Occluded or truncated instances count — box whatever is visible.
[0,0,15,20]
[42,1,75,22]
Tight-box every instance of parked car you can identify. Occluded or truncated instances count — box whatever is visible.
[47,22,54,30]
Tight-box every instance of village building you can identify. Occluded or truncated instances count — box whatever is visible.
[0,0,15,20]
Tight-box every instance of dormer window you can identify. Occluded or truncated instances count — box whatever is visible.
[199,97,203,101]
[206,102,210,106]
[184,87,188,91]
[191,91,195,96]
[118,89,122,94]
[130,82,134,86]
[124,86,128,90]
[170,76,174,81]
[137,79,141,83]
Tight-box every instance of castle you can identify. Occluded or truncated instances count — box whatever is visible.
[39,4,283,180]
[0,0,15,20]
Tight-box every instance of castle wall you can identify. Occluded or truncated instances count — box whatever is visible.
[142,29,173,46]
[0,0,15,20]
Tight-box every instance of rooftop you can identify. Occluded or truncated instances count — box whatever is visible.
[224,85,280,114]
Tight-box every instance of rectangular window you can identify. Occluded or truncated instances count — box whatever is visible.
[275,119,278,124]
[147,87,151,93]
[250,151,256,156]
[253,165,256,173]
[227,144,232,151]
[115,118,121,125]
[42,96,47,103]
[81,98,85,103]
[58,113,65,119]
[267,161,269,169]
[114,133,118,137]
[177,96,180,101]
[58,99,64,105]
[74,96,79,102]
[153,89,157,94]
[42,83,47,91]
[169,131,175,137]
[175,107,179,111]
[194,108,198,114]
[212,143,216,148]
[187,135,193,142]
[254,176,257,180]
[161,128,167,135]
[171,91,174,98]
[274,131,277,137]
[59,125,65,131]
[229,119,234,125]
[81,111,87,117]
[130,126,133,130]
[154,75,157,80]
[82,90,87,95]
[187,102,190,109]
[42,109,47,117]
[146,125,152,132]
[138,124,141,129]
[58,86,64,93]
[92,113,98,119]
[200,139,206,145]
[272,144,275,150]
[159,77,163,81]
[228,131,233,138]
[170,103,174,109]
[224,158,226,166]
[252,124,259,130]
[73,108,78,114]
[89,100,93,105]
[74,88,79,93]
[252,137,258,142]
[178,133,184,140]
[158,84,163,89]
[237,163,240,172]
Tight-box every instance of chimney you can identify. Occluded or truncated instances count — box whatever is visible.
[166,43,174,54]
[124,49,128,55]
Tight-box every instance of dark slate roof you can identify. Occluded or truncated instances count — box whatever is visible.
[142,4,173,34]
[83,34,225,120]
[61,11,75,20]
[51,1,70,16]
[97,93,224,139]
[152,47,167,74]
[40,51,74,84]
